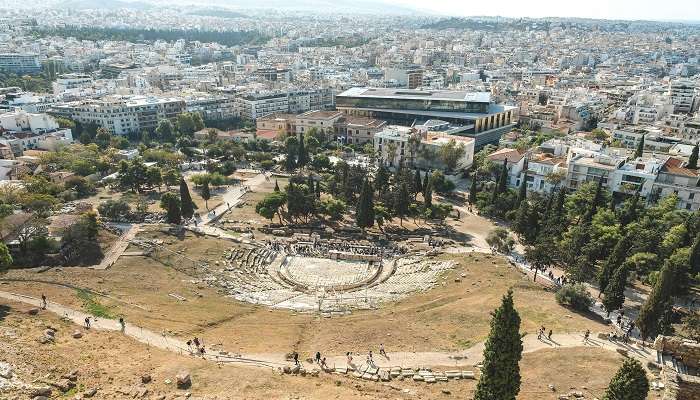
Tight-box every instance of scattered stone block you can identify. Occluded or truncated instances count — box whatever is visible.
[72,331,83,339]
[175,371,191,389]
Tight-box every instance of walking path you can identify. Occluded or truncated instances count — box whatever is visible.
[0,291,656,372]
[195,171,268,226]
[91,224,141,270]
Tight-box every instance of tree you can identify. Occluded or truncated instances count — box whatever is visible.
[439,139,465,172]
[691,235,700,274]
[637,247,690,339]
[602,358,649,400]
[60,213,103,266]
[160,192,182,224]
[297,134,308,167]
[284,136,298,171]
[155,119,176,143]
[602,264,629,315]
[423,173,433,209]
[274,180,280,192]
[497,159,509,194]
[469,173,478,205]
[688,144,699,170]
[255,192,287,223]
[517,173,527,204]
[146,166,162,191]
[320,197,346,221]
[682,311,700,342]
[163,168,180,189]
[374,204,390,231]
[634,135,645,158]
[176,113,196,137]
[414,169,423,197]
[0,242,12,273]
[474,289,522,400]
[356,178,375,230]
[486,228,515,254]
[394,182,410,226]
[598,234,632,295]
[98,199,131,220]
[94,128,111,150]
[201,181,211,210]
[179,178,195,219]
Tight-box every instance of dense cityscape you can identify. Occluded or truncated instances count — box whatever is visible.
[0,1,700,399]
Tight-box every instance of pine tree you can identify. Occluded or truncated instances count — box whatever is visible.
[602,359,649,400]
[598,234,631,295]
[474,289,523,400]
[603,264,629,315]
[689,144,699,170]
[583,178,603,223]
[274,180,280,192]
[469,173,478,205]
[620,192,639,227]
[513,201,529,237]
[517,173,527,205]
[637,248,690,339]
[634,135,645,158]
[201,181,211,210]
[414,169,423,196]
[179,177,195,219]
[423,173,433,209]
[356,178,375,230]
[375,164,390,197]
[497,159,508,194]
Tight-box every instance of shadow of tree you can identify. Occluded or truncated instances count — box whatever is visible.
[0,304,10,322]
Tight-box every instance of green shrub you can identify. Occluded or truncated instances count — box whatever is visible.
[555,283,594,312]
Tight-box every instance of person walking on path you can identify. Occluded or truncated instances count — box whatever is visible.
[548,329,552,341]
[41,294,47,309]
[293,352,299,366]
[379,344,386,357]
[119,317,126,333]
[583,329,590,343]
[315,351,321,364]
[84,317,91,329]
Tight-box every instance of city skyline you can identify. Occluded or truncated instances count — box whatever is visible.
[387,0,700,22]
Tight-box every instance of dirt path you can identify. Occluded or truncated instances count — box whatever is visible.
[195,172,268,226]
[0,290,656,372]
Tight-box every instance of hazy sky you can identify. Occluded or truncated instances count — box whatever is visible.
[387,0,700,22]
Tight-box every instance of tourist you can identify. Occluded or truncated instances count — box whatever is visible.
[346,352,353,366]
[379,344,386,357]
[548,329,552,341]
[315,351,321,364]
[84,317,91,329]
[119,317,126,333]
[193,337,200,348]
[321,357,327,369]
[186,340,192,353]
[583,329,590,343]
[41,294,47,309]
[293,352,299,366]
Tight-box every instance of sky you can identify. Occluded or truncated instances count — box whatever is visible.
[386,0,700,22]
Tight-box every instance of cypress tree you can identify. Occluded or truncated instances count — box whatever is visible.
[394,182,410,226]
[474,289,523,400]
[634,135,645,158]
[497,159,508,194]
[469,173,478,205]
[513,201,529,237]
[424,173,433,209]
[356,179,375,230]
[414,169,423,196]
[517,173,527,205]
[602,264,629,315]
[602,359,649,400]
[598,234,631,295]
[689,144,699,170]
[691,235,700,275]
[297,135,308,167]
[620,192,639,227]
[315,181,321,199]
[583,178,603,223]
[201,181,211,210]
[274,180,280,192]
[422,170,430,195]
[637,248,690,339]
[179,177,195,219]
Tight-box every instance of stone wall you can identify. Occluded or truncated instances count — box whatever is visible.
[662,369,700,400]
[655,336,700,369]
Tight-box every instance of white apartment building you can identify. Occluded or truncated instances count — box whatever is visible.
[184,95,236,121]
[669,80,697,114]
[295,110,343,138]
[0,110,59,132]
[652,157,700,211]
[0,53,41,74]
[52,74,94,96]
[235,92,289,121]
[51,95,186,135]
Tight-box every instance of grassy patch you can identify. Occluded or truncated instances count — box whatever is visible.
[76,289,114,319]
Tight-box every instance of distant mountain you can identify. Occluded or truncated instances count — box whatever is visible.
[56,0,154,10]
[176,0,420,15]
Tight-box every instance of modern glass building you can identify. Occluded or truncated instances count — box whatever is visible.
[336,87,517,148]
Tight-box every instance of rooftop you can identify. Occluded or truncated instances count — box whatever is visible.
[338,87,491,103]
